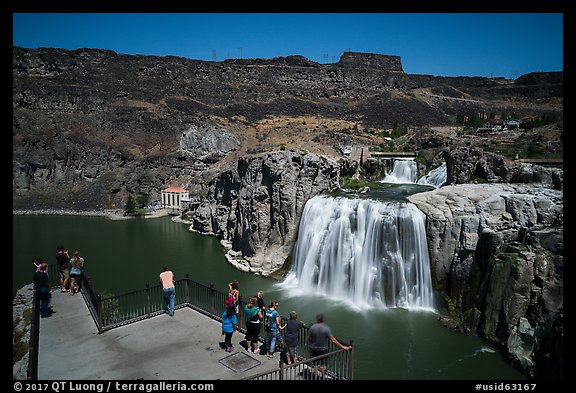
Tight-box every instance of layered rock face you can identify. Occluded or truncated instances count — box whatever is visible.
[13,47,562,210]
[13,284,35,380]
[443,146,563,188]
[408,183,563,379]
[185,151,340,275]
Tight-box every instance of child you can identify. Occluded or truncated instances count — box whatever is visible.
[221,305,238,352]
[284,310,305,365]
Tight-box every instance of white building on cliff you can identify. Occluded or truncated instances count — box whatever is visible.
[161,187,190,214]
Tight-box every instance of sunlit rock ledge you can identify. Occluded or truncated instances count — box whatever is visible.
[408,183,562,379]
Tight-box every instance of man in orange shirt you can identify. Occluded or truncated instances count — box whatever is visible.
[159,266,175,317]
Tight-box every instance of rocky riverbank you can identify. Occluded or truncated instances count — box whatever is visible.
[13,208,169,220]
[13,284,35,380]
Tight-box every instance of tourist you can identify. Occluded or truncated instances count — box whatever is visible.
[33,263,52,317]
[265,301,285,359]
[55,245,70,292]
[227,280,240,314]
[307,313,351,379]
[33,257,48,275]
[159,266,175,317]
[244,297,263,354]
[221,304,238,352]
[284,310,305,365]
[68,251,85,295]
[256,291,266,312]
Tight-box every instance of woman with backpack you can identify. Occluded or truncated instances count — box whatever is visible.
[265,301,286,359]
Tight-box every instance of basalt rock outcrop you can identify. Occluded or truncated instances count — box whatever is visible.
[185,151,341,275]
[443,146,563,188]
[13,284,35,380]
[13,46,562,211]
[408,183,563,379]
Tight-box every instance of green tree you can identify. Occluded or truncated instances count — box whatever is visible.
[124,194,136,215]
[137,194,149,209]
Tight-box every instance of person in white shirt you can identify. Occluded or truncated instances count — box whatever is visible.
[159,266,175,317]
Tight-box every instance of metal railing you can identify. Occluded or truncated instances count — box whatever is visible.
[96,277,249,331]
[31,264,354,380]
[242,346,354,380]
[27,290,40,380]
[44,264,251,333]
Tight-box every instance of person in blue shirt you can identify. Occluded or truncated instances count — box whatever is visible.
[265,301,286,359]
[221,305,238,352]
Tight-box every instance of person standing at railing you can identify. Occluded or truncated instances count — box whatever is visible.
[265,301,286,359]
[221,304,238,352]
[159,266,175,317]
[227,280,240,314]
[55,245,70,292]
[284,310,305,365]
[256,291,266,334]
[69,251,85,296]
[307,313,351,379]
[244,297,263,354]
[256,291,266,312]
[33,262,52,318]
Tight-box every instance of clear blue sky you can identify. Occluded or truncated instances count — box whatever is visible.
[13,13,563,78]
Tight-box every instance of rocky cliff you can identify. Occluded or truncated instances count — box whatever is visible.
[185,150,341,275]
[408,183,563,379]
[443,146,563,187]
[13,46,562,211]
[13,284,35,380]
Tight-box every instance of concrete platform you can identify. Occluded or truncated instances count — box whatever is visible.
[38,290,281,380]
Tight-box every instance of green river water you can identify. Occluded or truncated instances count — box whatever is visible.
[13,213,527,380]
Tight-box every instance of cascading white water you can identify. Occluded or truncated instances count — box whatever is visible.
[282,195,435,311]
[381,158,447,188]
[382,158,418,183]
[417,162,447,188]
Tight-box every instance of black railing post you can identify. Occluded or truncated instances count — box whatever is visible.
[209,284,215,318]
[97,295,103,333]
[349,339,354,380]
[27,288,40,380]
[185,274,190,304]
[145,284,151,318]
[238,298,244,328]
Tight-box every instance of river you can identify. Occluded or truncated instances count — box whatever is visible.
[13,213,526,380]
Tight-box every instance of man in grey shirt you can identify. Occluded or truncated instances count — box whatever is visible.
[307,313,351,379]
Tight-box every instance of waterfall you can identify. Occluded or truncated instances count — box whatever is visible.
[417,162,447,188]
[282,195,435,311]
[381,158,418,183]
[382,159,447,188]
